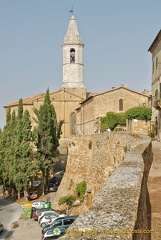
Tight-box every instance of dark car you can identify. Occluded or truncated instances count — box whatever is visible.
[42,215,78,235]
[48,177,60,192]
[48,183,58,192]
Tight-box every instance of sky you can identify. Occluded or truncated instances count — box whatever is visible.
[0,0,161,129]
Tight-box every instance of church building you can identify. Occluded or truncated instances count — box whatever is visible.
[4,14,151,149]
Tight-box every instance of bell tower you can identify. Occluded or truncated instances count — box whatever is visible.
[61,14,85,89]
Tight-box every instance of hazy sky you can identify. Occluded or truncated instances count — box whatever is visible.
[0,0,160,129]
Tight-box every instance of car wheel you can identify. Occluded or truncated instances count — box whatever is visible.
[41,223,46,228]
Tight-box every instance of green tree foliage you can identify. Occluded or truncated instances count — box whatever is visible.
[125,107,152,120]
[0,108,16,190]
[58,195,76,206]
[33,89,63,193]
[100,112,126,131]
[14,100,34,198]
[76,181,87,201]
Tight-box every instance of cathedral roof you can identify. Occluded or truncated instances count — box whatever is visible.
[81,86,151,105]
[4,93,45,107]
[148,29,161,53]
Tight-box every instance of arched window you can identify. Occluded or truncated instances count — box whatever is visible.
[70,48,75,63]
[70,112,76,135]
[119,99,123,111]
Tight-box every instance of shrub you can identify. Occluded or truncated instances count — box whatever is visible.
[58,195,76,206]
[125,107,152,120]
[76,181,87,201]
[100,112,126,131]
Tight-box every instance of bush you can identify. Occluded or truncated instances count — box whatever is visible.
[125,107,152,120]
[76,181,87,201]
[100,112,126,131]
[58,195,76,206]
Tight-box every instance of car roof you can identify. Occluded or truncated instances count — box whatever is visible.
[52,215,78,220]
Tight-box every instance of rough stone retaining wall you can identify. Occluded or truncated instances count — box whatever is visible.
[58,135,152,240]
[52,133,143,211]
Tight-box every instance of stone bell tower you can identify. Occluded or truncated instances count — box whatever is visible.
[61,14,86,89]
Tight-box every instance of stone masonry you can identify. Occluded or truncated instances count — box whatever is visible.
[52,133,143,212]
[58,134,152,240]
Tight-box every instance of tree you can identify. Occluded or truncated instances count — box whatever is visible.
[125,107,152,120]
[33,89,63,194]
[14,99,34,199]
[0,108,16,194]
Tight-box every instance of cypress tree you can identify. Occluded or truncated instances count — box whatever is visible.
[33,89,63,194]
[14,99,34,199]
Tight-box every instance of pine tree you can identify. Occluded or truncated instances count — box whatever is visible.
[33,89,63,194]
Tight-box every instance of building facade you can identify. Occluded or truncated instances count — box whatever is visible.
[148,29,161,139]
[76,86,151,135]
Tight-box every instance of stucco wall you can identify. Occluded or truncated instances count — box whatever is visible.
[58,134,152,240]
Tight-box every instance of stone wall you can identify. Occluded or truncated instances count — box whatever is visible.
[58,134,152,240]
[127,119,151,135]
[52,133,147,211]
[76,87,151,135]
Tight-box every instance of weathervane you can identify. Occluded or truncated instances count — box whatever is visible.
[69,6,74,15]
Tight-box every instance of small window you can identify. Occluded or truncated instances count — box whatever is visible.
[63,219,74,225]
[155,89,158,100]
[156,56,158,69]
[53,220,62,227]
[70,48,75,63]
[71,112,76,135]
[119,99,123,111]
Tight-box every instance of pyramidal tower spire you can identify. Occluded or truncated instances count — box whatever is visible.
[61,14,85,89]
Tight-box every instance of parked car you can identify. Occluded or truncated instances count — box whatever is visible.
[38,211,60,222]
[42,215,78,235]
[48,183,58,192]
[0,223,3,233]
[32,201,46,209]
[42,227,66,240]
[28,190,39,200]
[32,208,54,221]
[40,215,58,228]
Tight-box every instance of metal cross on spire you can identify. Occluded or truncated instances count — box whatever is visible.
[69,6,74,15]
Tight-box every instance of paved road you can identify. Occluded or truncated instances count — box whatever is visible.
[0,199,22,240]
[147,141,161,240]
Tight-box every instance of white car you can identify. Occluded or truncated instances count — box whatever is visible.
[42,227,66,239]
[32,201,45,209]
[38,211,60,222]
[40,215,65,228]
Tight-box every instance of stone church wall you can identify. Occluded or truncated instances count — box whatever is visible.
[76,87,151,135]
[58,134,152,240]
